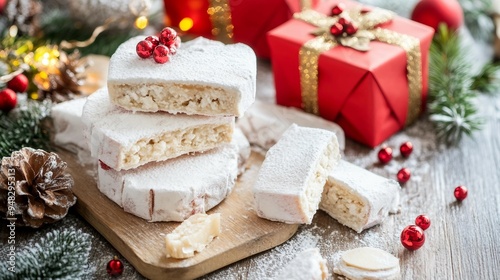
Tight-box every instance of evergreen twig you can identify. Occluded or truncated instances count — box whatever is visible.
[0,229,94,279]
[471,62,500,94]
[0,99,52,157]
[428,24,484,144]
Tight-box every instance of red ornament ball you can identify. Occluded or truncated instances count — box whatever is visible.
[454,185,468,201]
[397,168,411,183]
[377,147,393,164]
[337,17,350,27]
[136,40,154,59]
[145,35,160,48]
[7,73,29,93]
[415,215,431,230]
[330,23,344,37]
[107,256,124,276]
[153,45,171,64]
[159,27,177,46]
[331,3,345,16]
[401,225,425,250]
[0,88,17,112]
[400,141,413,158]
[410,0,463,32]
[345,23,358,35]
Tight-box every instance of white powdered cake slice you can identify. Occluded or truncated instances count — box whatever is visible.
[233,128,250,175]
[165,213,221,259]
[108,36,256,117]
[274,248,328,280]
[253,124,341,224]
[320,160,401,233]
[97,142,239,222]
[237,100,345,151]
[333,247,400,280]
[51,98,88,153]
[82,88,234,171]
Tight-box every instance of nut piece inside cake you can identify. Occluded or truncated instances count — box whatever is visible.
[320,180,369,232]
[109,83,240,116]
[165,213,221,259]
[120,123,233,170]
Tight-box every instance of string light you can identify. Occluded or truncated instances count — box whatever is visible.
[179,17,194,31]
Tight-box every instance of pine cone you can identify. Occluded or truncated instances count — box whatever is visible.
[37,51,89,103]
[0,148,76,228]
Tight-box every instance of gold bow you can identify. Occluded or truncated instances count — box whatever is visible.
[294,6,422,127]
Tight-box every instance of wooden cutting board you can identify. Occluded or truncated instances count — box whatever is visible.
[59,150,299,280]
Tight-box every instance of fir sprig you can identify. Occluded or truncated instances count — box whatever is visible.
[471,62,500,94]
[0,229,94,279]
[0,99,52,157]
[428,24,485,144]
[458,0,495,42]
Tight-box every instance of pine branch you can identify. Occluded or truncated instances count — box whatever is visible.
[428,24,484,144]
[471,62,500,94]
[40,10,139,57]
[0,229,94,279]
[0,99,52,158]
[458,0,495,42]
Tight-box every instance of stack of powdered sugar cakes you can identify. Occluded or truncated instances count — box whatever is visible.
[82,27,256,222]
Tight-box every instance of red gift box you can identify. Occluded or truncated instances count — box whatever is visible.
[163,0,318,58]
[268,0,434,147]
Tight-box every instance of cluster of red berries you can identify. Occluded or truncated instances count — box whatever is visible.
[0,73,29,112]
[329,4,358,37]
[377,142,413,184]
[136,27,181,64]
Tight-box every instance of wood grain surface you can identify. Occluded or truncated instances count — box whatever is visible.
[58,150,298,280]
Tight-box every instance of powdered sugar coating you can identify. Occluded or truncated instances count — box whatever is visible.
[253,124,341,224]
[51,98,88,152]
[275,248,328,280]
[320,160,401,233]
[107,36,256,116]
[97,142,239,222]
[81,88,234,170]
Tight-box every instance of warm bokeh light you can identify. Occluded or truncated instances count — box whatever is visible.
[179,17,194,31]
[135,16,149,30]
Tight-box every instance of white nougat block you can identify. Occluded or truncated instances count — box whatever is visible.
[82,88,234,170]
[253,124,341,224]
[320,160,401,233]
[108,36,256,117]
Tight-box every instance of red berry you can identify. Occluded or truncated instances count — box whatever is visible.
[345,23,358,35]
[401,225,425,250]
[159,27,177,46]
[136,40,154,59]
[377,147,393,164]
[0,88,17,112]
[7,73,29,93]
[173,36,181,49]
[331,3,345,16]
[397,168,411,183]
[99,160,111,171]
[153,45,170,64]
[415,215,431,230]
[337,17,350,27]
[400,141,413,158]
[330,22,344,37]
[145,35,160,47]
[106,256,124,276]
[454,185,468,201]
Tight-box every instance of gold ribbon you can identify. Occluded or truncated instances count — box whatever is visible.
[295,7,422,126]
[208,0,313,43]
